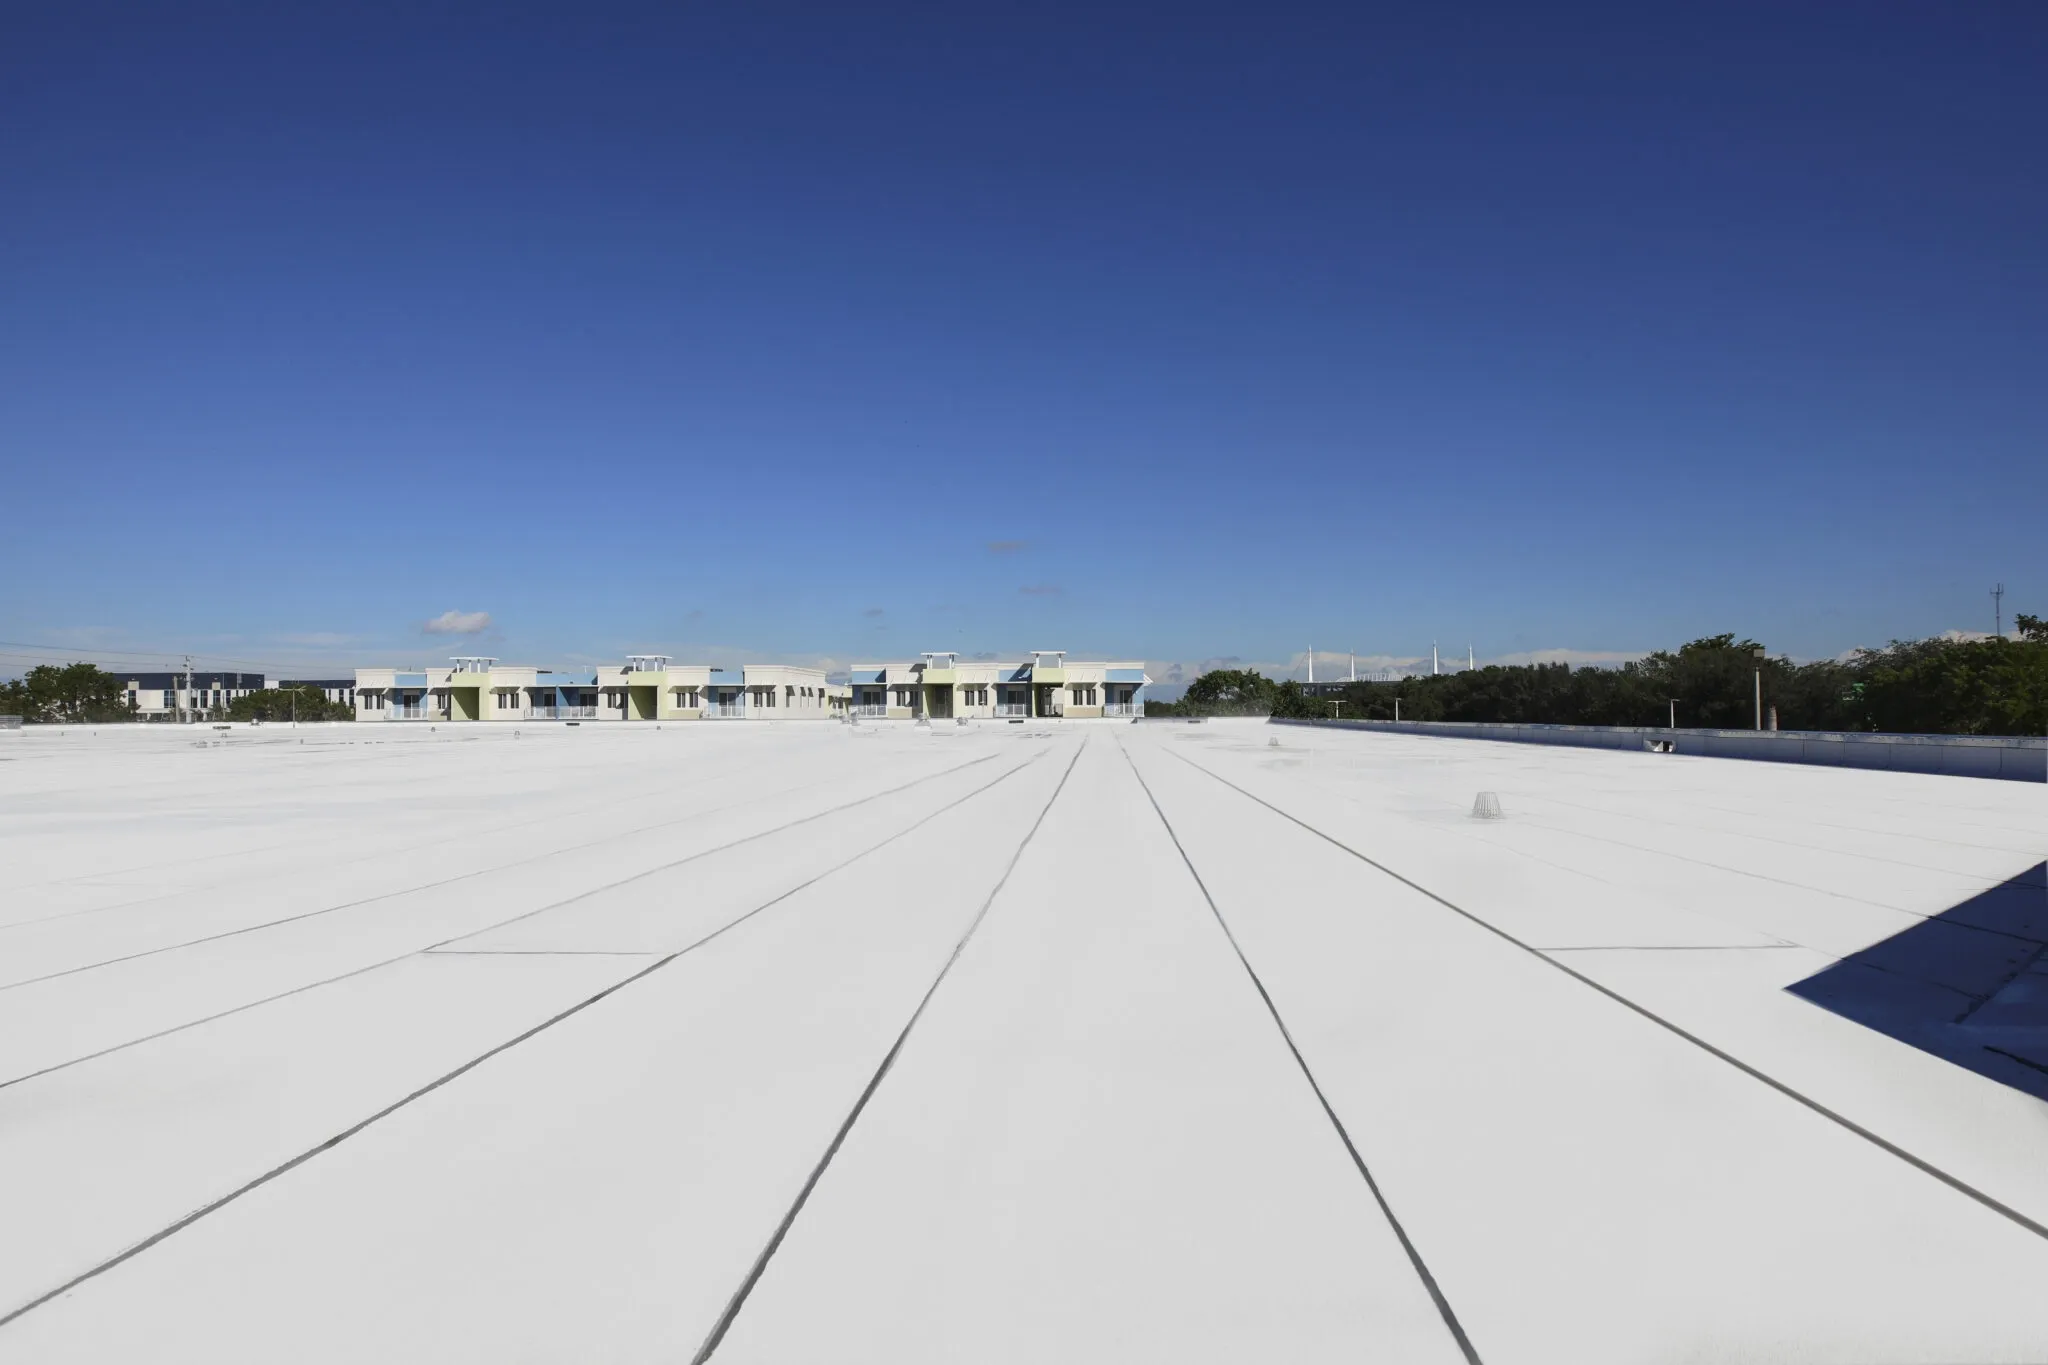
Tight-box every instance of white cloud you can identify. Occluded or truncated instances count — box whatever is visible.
[422,610,493,636]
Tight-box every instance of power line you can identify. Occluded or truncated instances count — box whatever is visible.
[0,640,291,670]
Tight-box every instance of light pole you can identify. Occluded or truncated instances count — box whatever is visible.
[1394,697,1401,723]
[1669,699,1678,729]
[1330,701,1344,720]
[1752,646,1766,730]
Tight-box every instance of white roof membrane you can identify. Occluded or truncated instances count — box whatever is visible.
[0,719,2044,1361]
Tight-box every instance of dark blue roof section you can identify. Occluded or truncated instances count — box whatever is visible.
[116,672,270,689]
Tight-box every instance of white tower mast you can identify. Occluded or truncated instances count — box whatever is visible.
[1307,647,1314,685]
[1349,651,1355,682]
[1432,641,1439,676]
[1468,643,1475,671]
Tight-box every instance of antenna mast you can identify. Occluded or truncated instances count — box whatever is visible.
[1993,583,2006,639]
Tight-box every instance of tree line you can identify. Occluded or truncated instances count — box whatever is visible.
[0,665,354,724]
[1149,618,2048,736]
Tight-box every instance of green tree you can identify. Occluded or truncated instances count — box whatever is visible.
[1,663,132,723]
[1181,668,1279,715]
[227,685,353,723]
[1985,642,2048,735]
[1236,614,2047,737]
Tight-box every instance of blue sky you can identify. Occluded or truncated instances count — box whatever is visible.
[3,4,2042,688]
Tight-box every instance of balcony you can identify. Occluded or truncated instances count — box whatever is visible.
[529,705,598,720]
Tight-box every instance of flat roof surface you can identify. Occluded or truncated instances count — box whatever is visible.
[1,719,2045,1362]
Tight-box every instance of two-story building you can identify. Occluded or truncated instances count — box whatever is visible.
[353,658,838,722]
[119,672,275,721]
[846,651,1148,721]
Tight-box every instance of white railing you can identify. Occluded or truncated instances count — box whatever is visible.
[1103,703,1137,717]
[707,703,746,718]
[994,703,1029,717]
[529,705,598,720]
[853,704,888,718]
[387,707,444,721]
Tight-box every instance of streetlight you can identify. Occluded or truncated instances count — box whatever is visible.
[1329,700,1344,720]
[1669,699,1678,729]
[1752,646,1767,730]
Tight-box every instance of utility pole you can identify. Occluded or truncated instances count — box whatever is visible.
[1993,583,2005,639]
[1752,646,1766,730]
